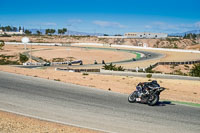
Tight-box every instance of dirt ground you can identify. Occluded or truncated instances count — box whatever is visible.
[32,46,137,64]
[1,35,199,50]
[0,110,101,133]
[153,64,194,74]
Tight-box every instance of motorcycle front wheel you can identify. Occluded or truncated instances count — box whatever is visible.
[147,94,159,106]
[128,91,137,103]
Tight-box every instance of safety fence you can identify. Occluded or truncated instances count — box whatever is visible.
[55,68,100,72]
[153,60,200,67]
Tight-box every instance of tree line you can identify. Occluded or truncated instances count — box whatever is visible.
[0,26,24,32]
[183,33,200,39]
[0,25,67,35]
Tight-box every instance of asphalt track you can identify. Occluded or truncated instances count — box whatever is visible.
[19,46,164,69]
[70,46,164,66]
[0,71,199,133]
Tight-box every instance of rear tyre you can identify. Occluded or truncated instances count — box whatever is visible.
[128,91,137,103]
[147,94,159,106]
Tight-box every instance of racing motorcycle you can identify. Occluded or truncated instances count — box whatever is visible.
[128,80,165,106]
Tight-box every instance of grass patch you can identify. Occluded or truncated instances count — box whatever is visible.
[168,100,200,108]
[82,73,89,75]
[0,59,20,65]
[54,79,61,81]
[146,74,152,78]
[0,54,15,59]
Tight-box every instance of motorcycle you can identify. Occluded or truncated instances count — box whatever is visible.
[128,80,165,106]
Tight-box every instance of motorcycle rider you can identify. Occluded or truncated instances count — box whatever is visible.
[137,80,158,97]
[136,83,145,97]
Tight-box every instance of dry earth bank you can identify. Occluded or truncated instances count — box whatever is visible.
[1,35,200,50]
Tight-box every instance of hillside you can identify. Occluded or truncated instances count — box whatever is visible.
[0,35,200,50]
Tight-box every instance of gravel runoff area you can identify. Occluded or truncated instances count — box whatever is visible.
[0,110,102,133]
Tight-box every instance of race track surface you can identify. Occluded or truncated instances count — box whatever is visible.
[0,71,199,133]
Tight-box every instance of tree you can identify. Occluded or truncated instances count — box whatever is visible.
[63,28,67,33]
[58,28,67,35]
[13,27,17,32]
[62,28,67,34]
[19,26,21,31]
[114,34,122,36]
[58,29,63,35]
[183,33,197,40]
[45,29,55,35]
[24,30,32,35]
[4,26,12,31]
[190,63,200,77]
[50,29,55,34]
[45,29,50,35]
[36,30,42,35]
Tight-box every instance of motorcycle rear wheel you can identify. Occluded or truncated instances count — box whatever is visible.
[147,94,159,106]
[128,91,137,103]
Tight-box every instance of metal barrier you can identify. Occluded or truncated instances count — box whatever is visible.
[55,68,100,72]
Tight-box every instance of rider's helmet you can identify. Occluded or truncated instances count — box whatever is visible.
[152,80,157,84]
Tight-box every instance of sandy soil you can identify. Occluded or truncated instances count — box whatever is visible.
[186,44,200,50]
[153,64,194,74]
[1,35,199,50]
[0,110,101,133]
[32,46,137,64]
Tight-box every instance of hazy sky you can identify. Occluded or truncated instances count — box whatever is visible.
[0,0,200,34]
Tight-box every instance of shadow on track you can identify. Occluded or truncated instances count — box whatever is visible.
[155,101,175,107]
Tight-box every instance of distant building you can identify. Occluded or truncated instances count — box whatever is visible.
[0,29,24,35]
[124,32,168,39]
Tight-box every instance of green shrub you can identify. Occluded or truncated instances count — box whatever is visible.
[0,59,19,65]
[19,53,29,63]
[0,40,5,50]
[0,54,19,65]
[82,73,89,75]
[145,65,154,73]
[146,74,152,78]
[190,63,200,77]
[173,69,184,75]
[103,63,125,71]
[54,79,61,81]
